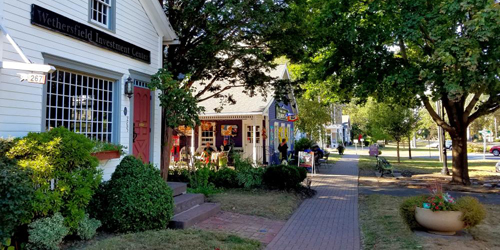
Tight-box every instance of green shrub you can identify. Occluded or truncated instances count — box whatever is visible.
[6,128,102,231]
[212,167,239,188]
[399,195,429,230]
[0,138,16,165]
[90,156,173,232]
[455,196,486,228]
[294,138,313,152]
[168,168,190,183]
[76,214,101,240]
[27,213,69,250]
[263,165,306,190]
[0,163,34,243]
[190,166,212,189]
[467,143,485,153]
[233,154,264,189]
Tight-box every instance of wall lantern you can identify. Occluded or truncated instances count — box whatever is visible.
[124,77,134,98]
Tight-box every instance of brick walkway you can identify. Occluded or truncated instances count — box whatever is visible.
[266,154,361,250]
[193,211,286,244]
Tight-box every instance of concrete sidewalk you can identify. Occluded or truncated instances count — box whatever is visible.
[266,154,361,250]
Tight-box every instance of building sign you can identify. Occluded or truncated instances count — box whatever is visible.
[18,73,46,84]
[31,5,151,64]
[276,106,288,121]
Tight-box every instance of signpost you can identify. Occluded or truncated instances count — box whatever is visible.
[480,129,492,160]
[354,139,359,155]
[360,138,365,151]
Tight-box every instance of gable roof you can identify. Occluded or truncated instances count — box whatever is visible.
[139,0,179,44]
[197,65,290,116]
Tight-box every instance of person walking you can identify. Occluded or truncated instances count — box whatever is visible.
[278,139,288,163]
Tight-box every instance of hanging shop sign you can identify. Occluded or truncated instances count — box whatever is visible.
[31,5,151,64]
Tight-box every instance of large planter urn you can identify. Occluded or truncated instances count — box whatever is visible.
[415,207,465,235]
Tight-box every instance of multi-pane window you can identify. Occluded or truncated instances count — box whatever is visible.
[200,122,215,146]
[246,126,260,144]
[91,0,111,27]
[45,70,114,142]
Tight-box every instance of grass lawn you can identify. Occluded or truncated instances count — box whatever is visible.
[359,194,500,250]
[358,155,498,178]
[68,229,261,250]
[206,189,305,221]
[327,152,342,164]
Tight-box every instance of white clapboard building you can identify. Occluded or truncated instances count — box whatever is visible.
[0,0,178,180]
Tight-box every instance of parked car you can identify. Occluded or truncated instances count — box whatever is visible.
[425,140,452,149]
[490,146,500,156]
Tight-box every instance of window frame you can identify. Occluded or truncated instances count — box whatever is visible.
[199,122,216,147]
[88,0,116,32]
[42,53,123,143]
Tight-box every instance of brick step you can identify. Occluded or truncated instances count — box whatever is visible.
[173,193,205,215]
[167,182,187,197]
[168,203,221,229]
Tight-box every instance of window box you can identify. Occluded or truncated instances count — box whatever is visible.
[91,150,120,161]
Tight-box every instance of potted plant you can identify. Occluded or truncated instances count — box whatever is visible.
[400,184,486,235]
[91,140,126,161]
[337,145,345,155]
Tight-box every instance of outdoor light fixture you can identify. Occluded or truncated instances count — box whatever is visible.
[124,77,134,98]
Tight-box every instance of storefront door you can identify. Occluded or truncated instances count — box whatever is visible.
[243,120,262,161]
[133,87,151,163]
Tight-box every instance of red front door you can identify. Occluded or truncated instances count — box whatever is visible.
[133,87,151,163]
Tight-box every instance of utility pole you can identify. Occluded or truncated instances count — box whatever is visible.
[495,117,498,139]
[436,101,443,162]
[440,102,450,175]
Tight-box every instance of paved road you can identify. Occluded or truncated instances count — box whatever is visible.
[266,155,361,250]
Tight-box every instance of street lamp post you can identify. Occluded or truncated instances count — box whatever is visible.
[440,102,450,175]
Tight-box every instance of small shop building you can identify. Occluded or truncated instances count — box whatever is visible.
[0,0,178,180]
[171,65,298,165]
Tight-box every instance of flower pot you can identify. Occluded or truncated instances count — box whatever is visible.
[91,150,120,161]
[415,207,465,235]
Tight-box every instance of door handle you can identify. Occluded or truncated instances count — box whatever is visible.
[133,123,138,143]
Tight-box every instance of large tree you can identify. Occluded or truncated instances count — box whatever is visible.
[154,0,302,178]
[297,0,500,185]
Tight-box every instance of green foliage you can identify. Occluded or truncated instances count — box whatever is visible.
[27,213,69,250]
[467,144,486,153]
[212,167,240,189]
[90,156,174,232]
[149,68,203,129]
[233,155,264,189]
[295,98,331,142]
[263,165,307,190]
[0,163,33,242]
[294,138,314,152]
[399,195,429,230]
[189,166,212,189]
[91,140,126,155]
[168,168,190,183]
[6,127,101,232]
[337,145,345,155]
[162,0,300,104]
[455,197,486,228]
[0,138,15,165]
[76,214,101,240]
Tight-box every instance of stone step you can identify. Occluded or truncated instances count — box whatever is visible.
[167,182,187,197]
[173,193,205,215]
[169,203,221,229]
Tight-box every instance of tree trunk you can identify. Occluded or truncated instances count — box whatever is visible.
[408,135,412,159]
[397,140,400,163]
[161,126,174,181]
[450,128,470,185]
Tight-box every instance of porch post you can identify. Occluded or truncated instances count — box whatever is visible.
[253,117,257,165]
[190,127,195,160]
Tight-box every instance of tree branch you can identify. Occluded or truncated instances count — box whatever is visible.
[197,85,245,102]
[421,96,455,133]
[194,73,223,98]
[468,96,500,125]
[463,91,482,120]
[399,38,408,61]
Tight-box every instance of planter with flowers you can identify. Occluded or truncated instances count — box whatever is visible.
[400,183,486,235]
[91,141,126,161]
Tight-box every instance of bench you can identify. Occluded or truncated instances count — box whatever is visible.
[376,156,393,177]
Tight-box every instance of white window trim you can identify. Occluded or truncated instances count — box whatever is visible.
[88,0,116,32]
[199,122,216,147]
